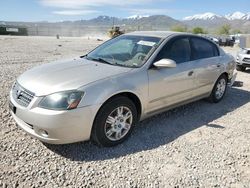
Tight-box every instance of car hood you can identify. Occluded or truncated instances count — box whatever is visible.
[17,58,132,96]
[239,53,250,58]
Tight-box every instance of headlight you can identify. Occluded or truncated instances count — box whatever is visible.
[39,91,84,110]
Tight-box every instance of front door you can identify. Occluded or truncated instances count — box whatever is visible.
[147,37,196,113]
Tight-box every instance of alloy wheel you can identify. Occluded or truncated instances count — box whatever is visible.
[104,106,133,141]
[215,78,226,100]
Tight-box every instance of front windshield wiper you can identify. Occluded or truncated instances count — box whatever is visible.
[85,56,114,65]
[85,55,138,68]
[80,54,87,58]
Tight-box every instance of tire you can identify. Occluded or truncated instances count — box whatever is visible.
[91,96,138,147]
[208,74,228,103]
[236,65,246,71]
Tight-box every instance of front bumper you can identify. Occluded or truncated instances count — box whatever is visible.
[236,59,250,67]
[237,63,250,68]
[10,93,101,144]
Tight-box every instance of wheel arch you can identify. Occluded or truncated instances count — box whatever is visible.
[98,92,142,120]
[90,91,143,143]
[208,71,229,98]
[221,72,229,82]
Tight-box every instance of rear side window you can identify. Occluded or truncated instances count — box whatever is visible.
[191,37,219,60]
[155,37,191,64]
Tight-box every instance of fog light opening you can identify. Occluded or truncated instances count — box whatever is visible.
[40,129,49,137]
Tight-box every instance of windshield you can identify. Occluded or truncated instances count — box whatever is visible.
[86,35,162,68]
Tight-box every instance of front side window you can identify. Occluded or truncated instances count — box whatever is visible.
[86,35,161,68]
[155,37,191,64]
[191,37,219,60]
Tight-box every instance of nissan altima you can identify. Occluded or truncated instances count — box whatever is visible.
[9,31,236,147]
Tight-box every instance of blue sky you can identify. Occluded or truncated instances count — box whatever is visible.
[1,0,250,22]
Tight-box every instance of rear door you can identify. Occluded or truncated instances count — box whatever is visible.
[190,37,222,96]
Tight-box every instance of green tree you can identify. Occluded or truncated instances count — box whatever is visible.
[232,29,242,34]
[170,25,187,32]
[218,24,231,35]
[192,27,206,34]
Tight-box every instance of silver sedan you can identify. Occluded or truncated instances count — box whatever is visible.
[9,31,236,147]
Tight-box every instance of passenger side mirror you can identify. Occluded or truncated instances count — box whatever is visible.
[153,59,176,68]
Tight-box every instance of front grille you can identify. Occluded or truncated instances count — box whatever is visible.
[243,58,250,62]
[242,63,250,67]
[12,82,35,107]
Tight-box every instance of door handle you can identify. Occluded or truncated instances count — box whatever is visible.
[188,71,194,76]
[217,64,221,68]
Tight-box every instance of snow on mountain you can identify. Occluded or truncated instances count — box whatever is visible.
[225,11,246,20]
[242,13,250,20]
[127,15,149,19]
[184,11,250,21]
[183,12,222,21]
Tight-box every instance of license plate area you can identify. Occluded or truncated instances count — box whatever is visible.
[9,101,16,114]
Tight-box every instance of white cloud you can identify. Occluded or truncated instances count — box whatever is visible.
[40,0,155,9]
[128,8,170,15]
[128,8,192,16]
[53,10,99,15]
[40,0,175,16]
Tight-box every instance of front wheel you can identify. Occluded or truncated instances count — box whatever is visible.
[208,74,227,103]
[91,97,137,147]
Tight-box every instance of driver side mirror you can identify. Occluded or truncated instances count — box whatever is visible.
[153,59,176,68]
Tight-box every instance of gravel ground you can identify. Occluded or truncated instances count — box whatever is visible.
[0,36,250,187]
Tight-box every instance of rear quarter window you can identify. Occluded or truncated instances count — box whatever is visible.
[191,37,219,60]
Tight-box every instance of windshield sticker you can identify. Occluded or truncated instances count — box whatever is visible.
[137,40,156,46]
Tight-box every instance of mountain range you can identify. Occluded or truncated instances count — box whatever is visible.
[72,12,250,33]
[183,12,250,21]
[1,12,250,36]
[182,12,250,33]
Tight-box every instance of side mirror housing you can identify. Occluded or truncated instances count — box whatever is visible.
[153,59,176,68]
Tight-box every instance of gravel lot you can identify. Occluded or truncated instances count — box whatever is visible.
[0,36,249,187]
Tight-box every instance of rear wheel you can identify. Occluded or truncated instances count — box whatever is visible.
[91,96,137,147]
[236,65,246,71]
[208,74,227,103]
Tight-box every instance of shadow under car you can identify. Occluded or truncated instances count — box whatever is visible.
[44,86,250,161]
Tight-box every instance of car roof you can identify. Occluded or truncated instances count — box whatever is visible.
[125,31,192,39]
